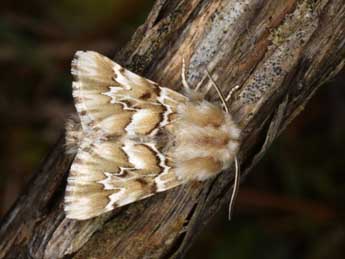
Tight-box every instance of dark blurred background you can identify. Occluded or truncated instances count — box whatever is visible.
[1,1,344,259]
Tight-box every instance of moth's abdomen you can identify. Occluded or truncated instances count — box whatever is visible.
[173,101,240,181]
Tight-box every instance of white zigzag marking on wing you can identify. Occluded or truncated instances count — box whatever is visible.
[98,168,140,190]
[117,167,132,176]
[125,109,154,134]
[112,68,137,91]
[98,172,116,190]
[144,142,170,176]
[102,87,138,111]
[122,140,146,169]
[155,87,175,133]
[155,175,167,191]
[106,188,126,210]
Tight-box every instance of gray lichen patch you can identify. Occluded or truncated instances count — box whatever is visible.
[188,0,255,85]
[270,1,316,47]
[237,1,318,123]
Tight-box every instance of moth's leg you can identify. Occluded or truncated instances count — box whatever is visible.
[181,58,191,90]
[225,84,241,102]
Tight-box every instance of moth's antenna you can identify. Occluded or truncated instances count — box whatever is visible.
[195,73,207,92]
[228,156,240,220]
[206,70,230,114]
[181,58,191,89]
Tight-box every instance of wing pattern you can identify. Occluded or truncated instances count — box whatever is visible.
[65,51,187,220]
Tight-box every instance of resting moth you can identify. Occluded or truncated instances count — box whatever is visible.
[64,51,241,220]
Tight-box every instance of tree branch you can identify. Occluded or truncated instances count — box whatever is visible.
[1,0,345,258]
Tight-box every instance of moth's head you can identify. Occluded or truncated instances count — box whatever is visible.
[176,100,227,127]
[175,100,240,155]
[181,87,206,102]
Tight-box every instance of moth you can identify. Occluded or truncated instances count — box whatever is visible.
[64,51,241,220]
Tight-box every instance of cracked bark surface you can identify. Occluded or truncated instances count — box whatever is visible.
[0,0,345,258]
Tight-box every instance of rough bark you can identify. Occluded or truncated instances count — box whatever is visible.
[1,0,345,258]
